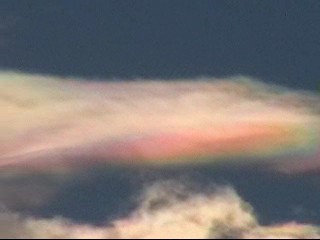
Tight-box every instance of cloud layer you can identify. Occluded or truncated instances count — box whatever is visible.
[1,72,320,238]
[0,72,319,172]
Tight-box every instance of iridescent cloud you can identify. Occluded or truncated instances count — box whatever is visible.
[1,72,320,239]
[0,72,319,172]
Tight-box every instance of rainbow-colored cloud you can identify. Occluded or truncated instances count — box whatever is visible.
[1,72,320,239]
[0,72,319,172]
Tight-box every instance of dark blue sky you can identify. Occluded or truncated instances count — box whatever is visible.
[0,0,320,90]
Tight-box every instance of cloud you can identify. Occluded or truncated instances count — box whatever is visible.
[0,182,319,239]
[0,171,76,211]
[0,72,319,173]
[1,72,320,238]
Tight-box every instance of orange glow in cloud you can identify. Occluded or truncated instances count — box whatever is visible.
[0,72,319,172]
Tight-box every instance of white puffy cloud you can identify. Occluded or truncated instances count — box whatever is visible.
[0,182,319,239]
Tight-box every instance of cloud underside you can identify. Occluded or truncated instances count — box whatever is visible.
[0,183,319,239]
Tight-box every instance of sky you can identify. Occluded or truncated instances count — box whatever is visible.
[1,0,320,89]
[0,1,320,239]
